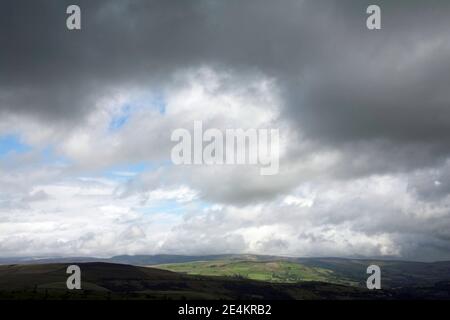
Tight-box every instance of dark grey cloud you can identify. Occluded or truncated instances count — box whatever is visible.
[2,0,450,172]
[0,0,207,123]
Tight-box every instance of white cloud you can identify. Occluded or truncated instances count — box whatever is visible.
[1,66,450,261]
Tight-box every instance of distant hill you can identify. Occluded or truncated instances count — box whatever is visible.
[0,254,282,266]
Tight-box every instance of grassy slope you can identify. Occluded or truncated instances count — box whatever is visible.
[154,260,357,286]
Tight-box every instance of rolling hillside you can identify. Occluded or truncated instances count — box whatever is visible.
[1,254,450,297]
[0,262,390,300]
[152,258,450,289]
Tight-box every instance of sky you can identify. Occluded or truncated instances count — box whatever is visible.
[1,0,450,261]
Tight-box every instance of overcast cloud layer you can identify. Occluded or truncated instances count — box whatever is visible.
[1,0,450,261]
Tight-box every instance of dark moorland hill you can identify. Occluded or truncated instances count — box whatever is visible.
[0,262,449,300]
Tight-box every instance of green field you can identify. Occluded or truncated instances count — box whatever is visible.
[154,260,356,285]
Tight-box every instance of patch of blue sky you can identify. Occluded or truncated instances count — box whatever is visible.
[151,92,166,115]
[102,162,152,180]
[108,93,166,132]
[109,104,132,132]
[139,199,213,219]
[0,134,31,157]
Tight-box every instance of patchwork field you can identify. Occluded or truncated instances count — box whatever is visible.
[154,260,357,286]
